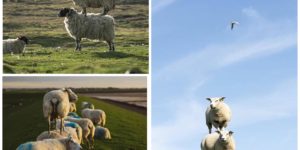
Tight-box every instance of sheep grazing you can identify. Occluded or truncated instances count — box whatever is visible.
[82,101,95,109]
[94,126,112,140]
[56,120,83,143]
[205,97,231,133]
[69,102,77,112]
[43,88,78,134]
[58,8,115,52]
[36,127,81,144]
[72,0,116,15]
[17,136,81,150]
[68,112,81,118]
[201,129,235,150]
[82,108,106,126]
[65,116,95,149]
[3,36,29,55]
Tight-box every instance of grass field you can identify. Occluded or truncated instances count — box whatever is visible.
[3,91,147,150]
[3,0,148,73]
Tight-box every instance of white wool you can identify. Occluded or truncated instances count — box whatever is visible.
[201,130,235,150]
[56,120,83,143]
[81,108,106,126]
[3,38,26,54]
[72,0,115,13]
[36,127,81,144]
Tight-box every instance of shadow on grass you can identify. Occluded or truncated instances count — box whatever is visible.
[30,35,73,47]
[92,51,148,60]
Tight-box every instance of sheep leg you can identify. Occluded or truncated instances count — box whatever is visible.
[75,38,81,51]
[60,118,63,134]
[207,122,212,133]
[48,116,51,134]
[107,41,115,52]
[103,7,109,15]
[83,8,87,16]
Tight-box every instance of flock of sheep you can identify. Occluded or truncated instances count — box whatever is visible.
[16,88,112,150]
[3,0,116,55]
[200,97,236,150]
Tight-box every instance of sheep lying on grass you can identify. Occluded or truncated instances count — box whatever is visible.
[17,136,81,150]
[69,102,77,112]
[58,8,115,52]
[94,126,112,140]
[82,108,106,126]
[205,97,231,133]
[43,88,78,134]
[82,101,95,109]
[3,36,29,55]
[65,116,95,149]
[56,120,83,143]
[72,0,115,15]
[36,127,81,144]
[201,129,235,150]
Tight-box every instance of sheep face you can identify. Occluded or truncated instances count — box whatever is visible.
[217,130,233,144]
[67,136,82,150]
[206,97,225,109]
[18,36,29,44]
[58,8,74,17]
[66,88,78,102]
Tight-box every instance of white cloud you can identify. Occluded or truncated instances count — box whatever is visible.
[152,0,177,13]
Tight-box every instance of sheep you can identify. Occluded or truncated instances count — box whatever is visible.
[43,88,78,134]
[205,97,231,133]
[17,136,81,150]
[69,102,77,112]
[65,116,95,149]
[58,8,115,52]
[68,112,81,118]
[82,101,95,109]
[36,127,81,144]
[56,120,83,143]
[82,108,106,126]
[201,129,235,150]
[94,126,111,140]
[72,0,115,15]
[3,36,29,55]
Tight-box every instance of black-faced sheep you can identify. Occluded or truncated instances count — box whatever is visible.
[205,97,232,133]
[3,36,29,55]
[72,0,115,15]
[201,129,235,150]
[58,8,115,52]
[43,88,78,134]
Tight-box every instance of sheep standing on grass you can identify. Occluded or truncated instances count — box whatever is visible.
[58,8,115,52]
[43,88,78,134]
[82,108,106,126]
[36,127,81,144]
[3,36,29,55]
[94,126,112,140]
[65,117,95,149]
[205,97,231,133]
[56,120,83,143]
[17,136,81,150]
[72,0,115,15]
[201,129,235,150]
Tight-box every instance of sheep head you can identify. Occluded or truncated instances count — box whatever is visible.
[66,88,78,102]
[58,8,75,17]
[18,36,29,44]
[217,129,234,144]
[206,97,225,109]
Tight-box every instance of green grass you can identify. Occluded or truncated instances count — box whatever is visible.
[3,91,147,150]
[3,0,148,73]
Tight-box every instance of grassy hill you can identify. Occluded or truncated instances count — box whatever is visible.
[3,91,147,150]
[3,0,148,73]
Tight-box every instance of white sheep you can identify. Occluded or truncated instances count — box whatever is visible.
[16,136,81,150]
[94,126,112,140]
[205,97,231,133]
[69,102,77,112]
[82,108,106,126]
[201,129,235,150]
[72,0,115,15]
[58,8,115,52]
[43,88,78,134]
[3,36,29,54]
[82,101,95,109]
[65,116,95,149]
[56,120,83,144]
[36,127,81,144]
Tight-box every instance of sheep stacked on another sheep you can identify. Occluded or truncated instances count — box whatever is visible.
[201,129,235,150]
[17,136,81,150]
[3,36,29,55]
[36,127,81,144]
[82,108,106,126]
[56,120,83,144]
[205,97,231,133]
[94,126,112,140]
[72,0,115,15]
[43,88,78,134]
[58,8,115,52]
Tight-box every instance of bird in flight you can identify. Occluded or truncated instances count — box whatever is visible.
[230,21,239,30]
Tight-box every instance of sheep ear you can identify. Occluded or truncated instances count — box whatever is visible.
[206,98,211,101]
[229,131,234,135]
[216,130,220,134]
[220,97,226,101]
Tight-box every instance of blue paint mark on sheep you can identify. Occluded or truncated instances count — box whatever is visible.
[68,112,81,118]
[65,122,79,128]
[95,127,105,139]
[17,142,33,150]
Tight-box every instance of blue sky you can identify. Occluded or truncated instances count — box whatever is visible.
[152,0,297,150]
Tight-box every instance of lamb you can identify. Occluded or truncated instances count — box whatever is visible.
[82,101,95,109]
[201,129,235,150]
[69,102,77,112]
[82,108,106,126]
[36,127,81,144]
[56,120,83,143]
[43,88,78,134]
[94,126,112,140]
[205,97,231,133]
[65,116,95,149]
[72,0,115,15]
[58,8,115,52]
[17,136,81,150]
[3,36,29,54]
